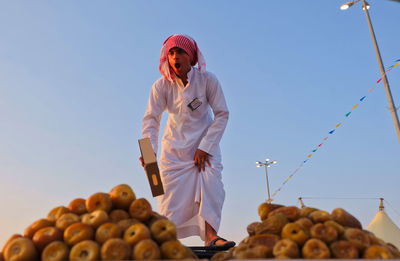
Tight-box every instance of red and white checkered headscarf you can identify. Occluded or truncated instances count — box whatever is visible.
[159,34,206,82]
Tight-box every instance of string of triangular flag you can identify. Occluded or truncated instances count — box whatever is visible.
[271,58,400,200]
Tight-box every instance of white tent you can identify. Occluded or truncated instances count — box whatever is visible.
[367,201,400,249]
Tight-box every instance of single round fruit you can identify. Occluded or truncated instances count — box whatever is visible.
[302,238,330,259]
[343,228,370,251]
[299,207,318,217]
[234,244,270,259]
[232,243,249,257]
[150,219,177,244]
[85,192,112,213]
[24,218,53,238]
[331,208,362,229]
[109,184,136,210]
[55,213,80,231]
[47,206,70,222]
[133,239,161,260]
[309,210,332,223]
[95,223,121,244]
[124,223,151,246]
[63,223,94,246]
[32,227,63,251]
[330,240,359,259]
[246,234,280,257]
[268,206,300,221]
[117,218,140,232]
[281,223,309,246]
[69,240,99,261]
[4,237,38,261]
[272,239,299,258]
[258,203,284,221]
[295,217,314,233]
[363,245,393,259]
[81,209,109,228]
[68,198,87,215]
[255,213,288,235]
[129,198,152,222]
[41,241,69,261]
[246,222,261,236]
[101,238,131,260]
[160,240,188,259]
[1,234,22,254]
[109,209,130,223]
[324,220,345,236]
[310,223,338,244]
[364,230,385,245]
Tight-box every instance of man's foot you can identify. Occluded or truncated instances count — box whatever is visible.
[205,236,236,249]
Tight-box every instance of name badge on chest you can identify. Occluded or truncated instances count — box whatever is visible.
[187,98,202,111]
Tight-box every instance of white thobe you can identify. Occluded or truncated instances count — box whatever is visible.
[142,67,229,240]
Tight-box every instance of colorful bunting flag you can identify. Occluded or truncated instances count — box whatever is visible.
[268,58,399,201]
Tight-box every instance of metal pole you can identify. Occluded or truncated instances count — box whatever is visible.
[361,0,400,143]
[379,197,384,211]
[264,165,271,202]
[298,197,306,208]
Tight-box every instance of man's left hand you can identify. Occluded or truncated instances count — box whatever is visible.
[194,149,211,172]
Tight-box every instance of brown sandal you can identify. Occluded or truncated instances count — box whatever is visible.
[207,237,236,250]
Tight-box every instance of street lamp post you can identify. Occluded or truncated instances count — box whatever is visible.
[256,159,277,203]
[340,0,400,143]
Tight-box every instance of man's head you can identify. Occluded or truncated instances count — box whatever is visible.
[167,47,191,79]
[159,34,206,81]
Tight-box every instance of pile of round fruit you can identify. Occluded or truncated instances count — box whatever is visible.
[1,184,196,261]
[212,203,400,260]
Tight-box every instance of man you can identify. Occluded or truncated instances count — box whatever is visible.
[141,34,233,247]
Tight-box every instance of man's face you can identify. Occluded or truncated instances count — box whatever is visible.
[168,47,191,77]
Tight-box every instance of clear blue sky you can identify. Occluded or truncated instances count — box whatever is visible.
[1,0,399,247]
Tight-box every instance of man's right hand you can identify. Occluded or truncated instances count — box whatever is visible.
[194,149,211,172]
[139,156,145,167]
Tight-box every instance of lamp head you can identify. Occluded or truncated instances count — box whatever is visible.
[340,1,355,10]
[362,1,370,10]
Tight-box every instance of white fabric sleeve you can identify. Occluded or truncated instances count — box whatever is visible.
[141,82,167,153]
[198,74,229,155]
